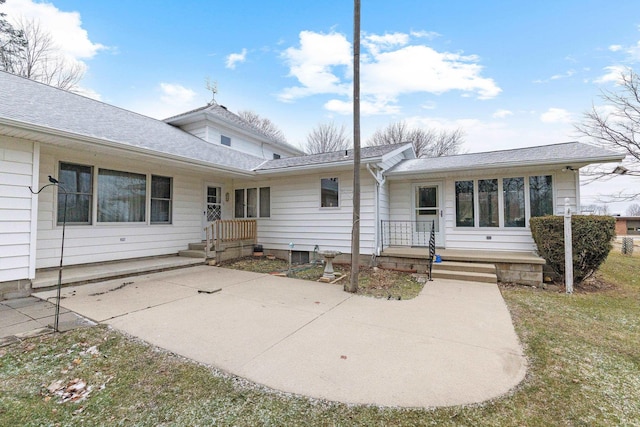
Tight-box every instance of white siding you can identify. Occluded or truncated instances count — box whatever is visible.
[389,167,577,252]
[0,136,37,282]
[236,171,378,255]
[35,146,232,269]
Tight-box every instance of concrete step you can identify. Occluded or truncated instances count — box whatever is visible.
[178,249,206,259]
[431,269,497,284]
[433,261,496,274]
[188,242,207,251]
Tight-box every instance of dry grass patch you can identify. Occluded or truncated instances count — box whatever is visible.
[220,257,424,300]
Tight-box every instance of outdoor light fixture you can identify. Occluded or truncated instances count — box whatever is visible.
[29,176,68,332]
[562,166,576,173]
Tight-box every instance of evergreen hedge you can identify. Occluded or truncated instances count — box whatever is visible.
[529,215,615,284]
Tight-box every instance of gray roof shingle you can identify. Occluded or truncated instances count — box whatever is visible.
[385,142,624,175]
[256,142,412,171]
[165,103,304,155]
[0,71,266,172]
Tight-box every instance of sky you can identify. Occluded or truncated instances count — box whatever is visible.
[3,0,639,214]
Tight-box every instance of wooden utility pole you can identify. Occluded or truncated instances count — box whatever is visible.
[348,0,361,293]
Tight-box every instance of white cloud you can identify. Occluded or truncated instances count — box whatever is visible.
[225,48,247,69]
[279,31,352,102]
[609,44,623,52]
[594,65,627,84]
[492,109,513,119]
[540,108,572,123]
[410,30,440,40]
[279,30,501,114]
[4,0,106,60]
[534,69,575,83]
[159,83,196,105]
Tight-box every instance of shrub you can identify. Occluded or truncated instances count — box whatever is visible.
[529,215,615,284]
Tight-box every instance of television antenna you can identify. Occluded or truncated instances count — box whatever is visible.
[205,77,218,104]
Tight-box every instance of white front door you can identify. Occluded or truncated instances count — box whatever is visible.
[203,185,222,239]
[413,183,443,247]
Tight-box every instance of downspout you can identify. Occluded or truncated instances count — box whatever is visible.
[367,164,385,256]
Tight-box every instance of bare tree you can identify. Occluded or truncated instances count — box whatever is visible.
[238,110,288,143]
[575,68,640,200]
[0,0,26,72]
[305,122,351,154]
[582,204,611,216]
[1,17,83,90]
[367,121,464,158]
[626,203,640,216]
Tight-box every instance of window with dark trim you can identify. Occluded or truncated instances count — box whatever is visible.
[455,180,474,227]
[58,162,93,225]
[151,175,172,224]
[478,179,498,227]
[530,175,553,217]
[503,177,525,227]
[321,177,339,208]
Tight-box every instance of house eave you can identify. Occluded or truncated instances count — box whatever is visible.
[0,118,256,177]
[254,157,380,175]
[384,155,626,179]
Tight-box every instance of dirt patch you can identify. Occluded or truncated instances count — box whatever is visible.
[219,257,424,300]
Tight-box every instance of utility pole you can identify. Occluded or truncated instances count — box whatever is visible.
[348,0,361,293]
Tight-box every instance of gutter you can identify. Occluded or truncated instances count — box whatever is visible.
[385,156,626,178]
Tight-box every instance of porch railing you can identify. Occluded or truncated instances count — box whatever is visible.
[204,219,257,258]
[381,220,436,251]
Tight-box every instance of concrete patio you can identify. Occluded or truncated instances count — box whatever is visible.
[32,265,527,408]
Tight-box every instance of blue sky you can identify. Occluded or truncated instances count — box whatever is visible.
[3,0,639,213]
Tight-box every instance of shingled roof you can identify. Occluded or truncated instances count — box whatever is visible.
[0,71,266,173]
[385,142,624,176]
[256,142,413,171]
[164,102,304,155]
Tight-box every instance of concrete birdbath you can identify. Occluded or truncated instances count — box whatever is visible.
[319,250,342,280]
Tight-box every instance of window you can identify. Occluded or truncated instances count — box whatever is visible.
[235,189,245,218]
[221,135,231,146]
[503,177,525,227]
[247,188,258,218]
[259,187,271,218]
[98,169,146,222]
[234,187,271,218]
[530,175,553,217]
[273,153,281,160]
[455,180,474,227]
[151,175,172,224]
[321,177,339,207]
[478,179,498,227]
[58,162,93,224]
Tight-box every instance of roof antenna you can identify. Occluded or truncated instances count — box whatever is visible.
[205,77,218,105]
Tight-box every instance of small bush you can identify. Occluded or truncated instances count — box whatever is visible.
[529,215,615,283]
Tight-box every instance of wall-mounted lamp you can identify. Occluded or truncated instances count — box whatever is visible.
[225,192,230,202]
[562,166,577,173]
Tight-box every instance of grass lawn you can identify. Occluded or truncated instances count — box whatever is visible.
[1,252,639,426]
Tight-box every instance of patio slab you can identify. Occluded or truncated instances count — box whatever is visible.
[33,266,527,408]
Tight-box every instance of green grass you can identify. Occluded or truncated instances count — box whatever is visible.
[1,251,639,426]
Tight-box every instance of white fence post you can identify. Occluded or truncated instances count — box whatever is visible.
[564,198,573,294]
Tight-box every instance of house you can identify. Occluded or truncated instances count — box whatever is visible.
[0,71,625,297]
[615,216,640,236]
